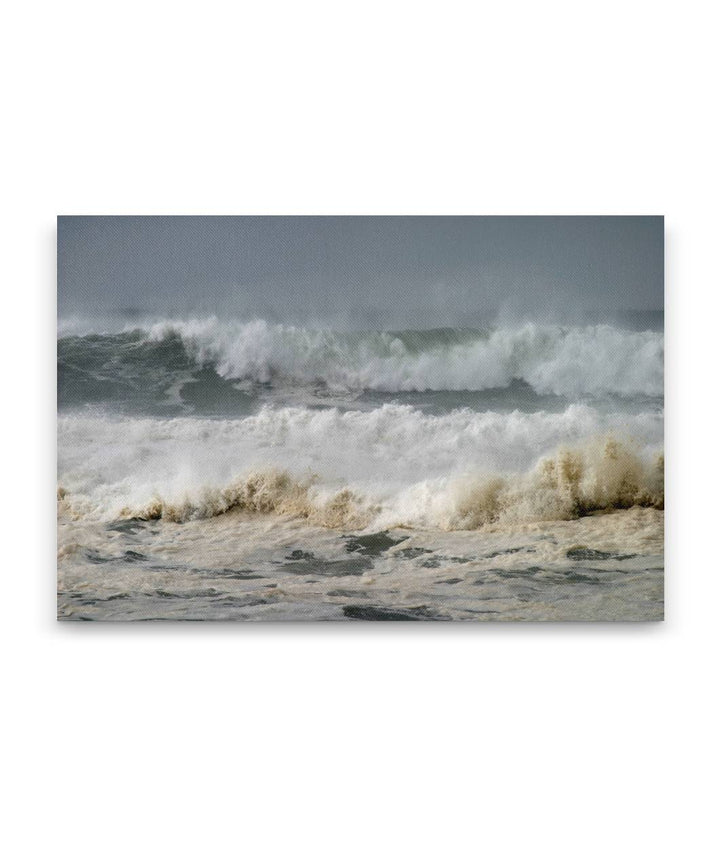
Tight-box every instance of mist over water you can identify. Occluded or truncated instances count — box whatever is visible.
[58,216,663,328]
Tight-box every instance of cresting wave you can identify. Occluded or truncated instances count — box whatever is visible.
[148,317,664,396]
[58,438,664,530]
[59,317,664,397]
[57,403,663,531]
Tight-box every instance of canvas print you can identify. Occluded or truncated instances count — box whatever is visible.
[57,216,664,621]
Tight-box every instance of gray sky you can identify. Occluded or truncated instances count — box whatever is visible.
[58,216,663,328]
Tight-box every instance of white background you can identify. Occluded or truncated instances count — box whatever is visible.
[2,1,718,854]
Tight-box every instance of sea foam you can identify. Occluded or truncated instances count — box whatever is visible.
[142,317,663,397]
[59,317,663,398]
[57,404,663,529]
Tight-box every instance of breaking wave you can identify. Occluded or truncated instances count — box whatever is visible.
[57,403,663,530]
[58,317,663,398]
[58,438,663,530]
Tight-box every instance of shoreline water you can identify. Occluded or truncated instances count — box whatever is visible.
[57,507,664,621]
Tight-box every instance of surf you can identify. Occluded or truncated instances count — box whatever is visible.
[57,404,664,529]
[58,316,664,400]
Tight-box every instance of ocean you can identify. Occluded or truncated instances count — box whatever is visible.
[57,316,664,620]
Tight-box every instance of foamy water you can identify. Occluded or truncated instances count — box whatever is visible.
[57,318,664,620]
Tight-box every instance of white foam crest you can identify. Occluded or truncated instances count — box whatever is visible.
[139,317,663,397]
[57,403,663,526]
